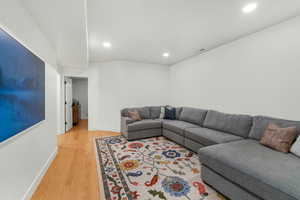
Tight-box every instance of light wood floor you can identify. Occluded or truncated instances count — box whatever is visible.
[31,120,120,200]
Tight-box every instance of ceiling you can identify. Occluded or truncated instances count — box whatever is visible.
[20,0,88,68]
[21,0,300,66]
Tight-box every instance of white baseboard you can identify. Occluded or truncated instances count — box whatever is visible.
[22,148,58,200]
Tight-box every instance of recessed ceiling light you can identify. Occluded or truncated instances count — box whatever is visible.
[102,41,112,48]
[163,52,170,58]
[242,3,257,13]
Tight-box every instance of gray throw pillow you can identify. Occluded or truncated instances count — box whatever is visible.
[291,136,300,157]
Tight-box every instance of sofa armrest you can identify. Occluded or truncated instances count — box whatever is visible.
[121,116,135,135]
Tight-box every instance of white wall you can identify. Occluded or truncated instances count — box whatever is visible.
[88,61,169,131]
[72,78,88,119]
[0,1,59,200]
[170,16,300,121]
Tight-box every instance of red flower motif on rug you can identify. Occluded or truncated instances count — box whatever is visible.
[120,160,140,171]
[128,142,144,149]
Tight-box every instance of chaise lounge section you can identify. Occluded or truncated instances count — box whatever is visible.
[198,116,300,200]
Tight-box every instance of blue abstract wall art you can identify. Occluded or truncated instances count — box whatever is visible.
[0,28,45,143]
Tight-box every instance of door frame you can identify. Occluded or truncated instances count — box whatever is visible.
[60,75,89,134]
[64,77,73,132]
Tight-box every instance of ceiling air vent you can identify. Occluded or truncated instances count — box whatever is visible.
[198,48,206,54]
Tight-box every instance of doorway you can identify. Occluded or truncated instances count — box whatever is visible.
[64,76,88,132]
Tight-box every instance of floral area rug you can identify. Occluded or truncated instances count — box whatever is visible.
[95,135,227,200]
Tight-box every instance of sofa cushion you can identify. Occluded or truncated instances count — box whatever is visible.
[163,129,185,145]
[175,107,183,120]
[184,138,206,152]
[127,129,161,140]
[121,107,150,119]
[127,119,162,132]
[185,127,243,146]
[198,139,300,200]
[162,120,199,136]
[249,116,300,140]
[179,107,207,126]
[148,106,161,119]
[203,110,252,138]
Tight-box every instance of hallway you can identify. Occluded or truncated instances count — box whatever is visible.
[31,120,120,200]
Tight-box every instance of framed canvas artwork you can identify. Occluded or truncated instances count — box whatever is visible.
[0,28,45,143]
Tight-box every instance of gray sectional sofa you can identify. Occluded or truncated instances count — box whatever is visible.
[120,106,300,200]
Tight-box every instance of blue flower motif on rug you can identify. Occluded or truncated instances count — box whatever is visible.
[162,150,181,159]
[105,137,122,144]
[162,176,191,197]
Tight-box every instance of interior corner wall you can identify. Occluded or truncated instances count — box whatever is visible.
[170,16,300,120]
[0,1,59,200]
[88,61,170,132]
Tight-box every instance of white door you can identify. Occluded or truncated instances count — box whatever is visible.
[65,77,73,132]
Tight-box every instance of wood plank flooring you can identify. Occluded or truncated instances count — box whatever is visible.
[31,120,120,200]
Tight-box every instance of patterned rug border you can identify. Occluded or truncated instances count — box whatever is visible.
[93,135,128,200]
[93,135,110,200]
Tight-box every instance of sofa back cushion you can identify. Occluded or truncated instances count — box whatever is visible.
[148,106,161,119]
[179,107,207,126]
[175,107,183,120]
[121,107,150,119]
[249,116,300,140]
[203,110,252,138]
